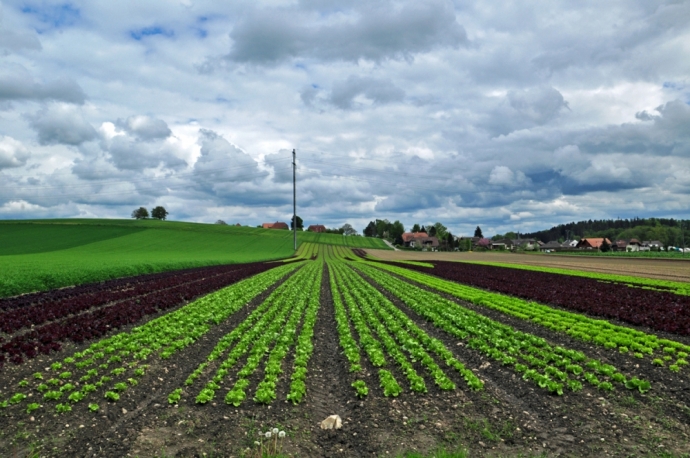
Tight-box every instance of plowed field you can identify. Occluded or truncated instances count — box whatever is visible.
[365,249,690,282]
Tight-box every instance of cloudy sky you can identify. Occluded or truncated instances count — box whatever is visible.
[1,0,689,236]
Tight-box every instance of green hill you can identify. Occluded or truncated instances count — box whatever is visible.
[0,219,388,297]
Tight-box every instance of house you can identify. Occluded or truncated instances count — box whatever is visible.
[577,238,612,250]
[563,240,579,248]
[262,221,289,230]
[510,238,540,250]
[613,240,628,252]
[491,242,507,250]
[627,238,641,252]
[540,241,563,251]
[402,232,440,250]
[307,224,327,233]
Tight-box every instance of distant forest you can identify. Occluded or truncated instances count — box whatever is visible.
[519,218,690,247]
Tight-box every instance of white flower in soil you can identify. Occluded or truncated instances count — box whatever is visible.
[272,427,279,434]
[279,431,286,438]
[254,441,260,446]
[265,431,272,438]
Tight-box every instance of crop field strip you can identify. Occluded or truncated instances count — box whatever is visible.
[366,262,690,373]
[329,261,483,396]
[374,260,690,337]
[173,261,322,406]
[455,260,690,296]
[0,219,391,299]
[0,263,250,334]
[0,262,302,411]
[352,263,651,395]
[5,244,690,457]
[0,262,279,370]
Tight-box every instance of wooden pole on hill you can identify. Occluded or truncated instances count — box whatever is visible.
[293,148,297,251]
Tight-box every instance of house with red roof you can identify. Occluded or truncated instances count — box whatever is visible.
[262,221,289,230]
[401,232,439,250]
[577,238,612,250]
[307,224,326,233]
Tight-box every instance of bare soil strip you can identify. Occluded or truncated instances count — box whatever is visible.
[365,249,690,282]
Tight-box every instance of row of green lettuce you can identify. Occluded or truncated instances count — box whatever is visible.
[0,262,303,413]
[368,261,689,374]
[355,262,651,396]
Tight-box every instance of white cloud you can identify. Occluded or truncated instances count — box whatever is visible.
[0,136,31,169]
[0,0,688,234]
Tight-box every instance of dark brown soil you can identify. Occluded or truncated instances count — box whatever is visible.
[1,262,690,458]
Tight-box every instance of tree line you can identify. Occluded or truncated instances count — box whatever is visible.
[518,217,689,248]
[131,206,168,220]
[362,219,460,250]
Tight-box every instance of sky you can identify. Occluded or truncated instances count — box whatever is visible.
[0,0,689,237]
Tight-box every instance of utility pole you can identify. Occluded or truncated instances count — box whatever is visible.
[292,148,297,251]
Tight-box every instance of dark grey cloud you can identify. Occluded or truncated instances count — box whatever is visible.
[0,65,86,104]
[329,76,405,109]
[193,129,267,193]
[264,150,294,184]
[72,156,127,181]
[115,115,172,141]
[27,105,97,145]
[104,135,187,171]
[226,0,467,64]
[375,192,444,213]
[0,136,31,169]
[482,86,569,136]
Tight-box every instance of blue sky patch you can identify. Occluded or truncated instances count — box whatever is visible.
[130,26,174,41]
[21,3,80,30]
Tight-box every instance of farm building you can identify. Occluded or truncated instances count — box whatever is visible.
[401,232,439,249]
[307,224,326,233]
[613,240,628,251]
[577,238,612,250]
[627,238,641,252]
[540,241,563,251]
[262,222,289,230]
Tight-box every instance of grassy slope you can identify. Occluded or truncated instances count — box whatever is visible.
[0,219,388,297]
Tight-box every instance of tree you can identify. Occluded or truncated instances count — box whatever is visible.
[419,225,427,233]
[215,220,227,225]
[131,207,149,219]
[433,222,448,239]
[341,223,358,236]
[290,215,303,230]
[363,221,377,237]
[600,239,611,252]
[429,225,437,237]
[151,206,168,220]
[389,220,405,241]
[411,223,421,233]
[446,233,454,251]
[474,226,483,238]
[375,219,390,238]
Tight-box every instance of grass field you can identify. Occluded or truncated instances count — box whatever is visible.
[0,219,388,298]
